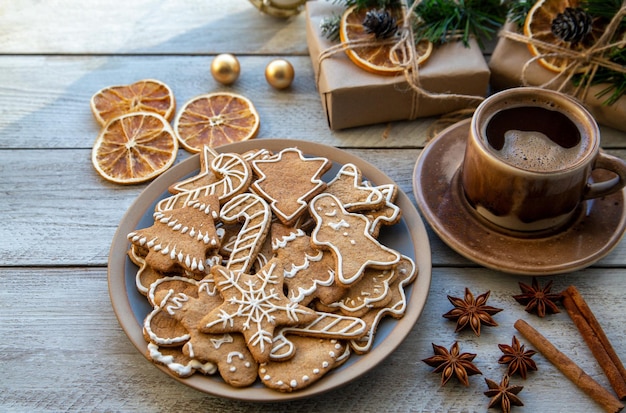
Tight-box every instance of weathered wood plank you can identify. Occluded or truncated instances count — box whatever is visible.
[0,55,442,150]
[2,148,626,268]
[0,0,308,55]
[1,266,623,412]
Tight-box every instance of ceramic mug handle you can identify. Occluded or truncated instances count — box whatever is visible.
[584,151,626,200]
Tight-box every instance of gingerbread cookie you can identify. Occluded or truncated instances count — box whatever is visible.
[271,222,345,306]
[363,183,402,238]
[317,264,397,318]
[259,336,348,392]
[309,193,401,286]
[145,276,258,387]
[157,150,252,211]
[220,192,271,274]
[350,255,417,354]
[251,147,331,225]
[199,258,318,363]
[128,194,221,274]
[147,343,217,378]
[326,163,385,212]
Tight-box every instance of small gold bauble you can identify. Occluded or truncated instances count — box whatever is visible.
[265,59,295,89]
[211,54,240,85]
[248,0,306,18]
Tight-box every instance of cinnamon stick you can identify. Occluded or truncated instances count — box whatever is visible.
[514,319,624,413]
[562,285,626,400]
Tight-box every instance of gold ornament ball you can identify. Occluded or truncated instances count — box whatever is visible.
[211,54,240,85]
[265,59,295,89]
[248,0,306,18]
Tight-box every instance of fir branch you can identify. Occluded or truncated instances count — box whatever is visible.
[575,0,626,105]
[320,13,342,41]
[411,0,507,48]
[333,0,402,10]
[505,0,535,26]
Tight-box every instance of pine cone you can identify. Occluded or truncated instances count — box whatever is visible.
[362,9,398,39]
[551,7,592,44]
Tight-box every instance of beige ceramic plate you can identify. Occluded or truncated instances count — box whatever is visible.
[413,119,626,275]
[108,139,431,401]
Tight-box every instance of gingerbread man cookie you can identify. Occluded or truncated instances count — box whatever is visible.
[325,163,385,212]
[309,193,401,286]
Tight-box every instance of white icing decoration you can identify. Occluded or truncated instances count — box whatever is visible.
[147,343,217,376]
[220,193,271,274]
[349,255,416,353]
[250,147,331,223]
[309,193,401,285]
[203,261,313,356]
[210,333,234,349]
[155,152,252,212]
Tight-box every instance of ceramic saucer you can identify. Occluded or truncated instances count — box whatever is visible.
[413,119,626,275]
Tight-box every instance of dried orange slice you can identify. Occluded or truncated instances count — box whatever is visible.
[90,79,176,126]
[174,92,260,152]
[339,5,432,76]
[524,0,603,73]
[92,112,178,184]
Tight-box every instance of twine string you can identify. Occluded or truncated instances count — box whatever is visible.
[500,3,626,101]
[315,0,484,120]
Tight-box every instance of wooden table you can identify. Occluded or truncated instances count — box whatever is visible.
[2,1,626,411]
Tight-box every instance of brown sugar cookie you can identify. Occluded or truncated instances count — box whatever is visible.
[144,276,258,387]
[309,193,401,286]
[325,163,385,212]
[271,222,346,306]
[168,145,220,194]
[157,151,252,212]
[128,194,221,275]
[259,336,348,392]
[318,264,397,318]
[363,183,402,238]
[199,258,318,363]
[147,343,217,378]
[350,255,418,354]
[250,147,331,225]
[220,192,272,274]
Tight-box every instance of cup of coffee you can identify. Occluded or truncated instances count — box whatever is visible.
[460,87,626,233]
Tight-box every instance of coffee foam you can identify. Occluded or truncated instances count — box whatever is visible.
[498,129,583,172]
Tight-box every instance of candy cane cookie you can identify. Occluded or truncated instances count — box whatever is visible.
[156,151,252,211]
[220,192,271,274]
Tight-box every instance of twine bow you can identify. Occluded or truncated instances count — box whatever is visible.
[501,1,626,102]
[316,0,484,121]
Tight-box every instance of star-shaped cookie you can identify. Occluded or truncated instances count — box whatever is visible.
[199,257,318,363]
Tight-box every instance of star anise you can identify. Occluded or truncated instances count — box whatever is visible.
[484,375,524,413]
[512,277,563,317]
[443,287,503,336]
[422,342,482,386]
[497,335,538,379]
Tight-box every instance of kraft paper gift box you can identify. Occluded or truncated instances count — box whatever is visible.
[490,22,626,133]
[305,1,491,130]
